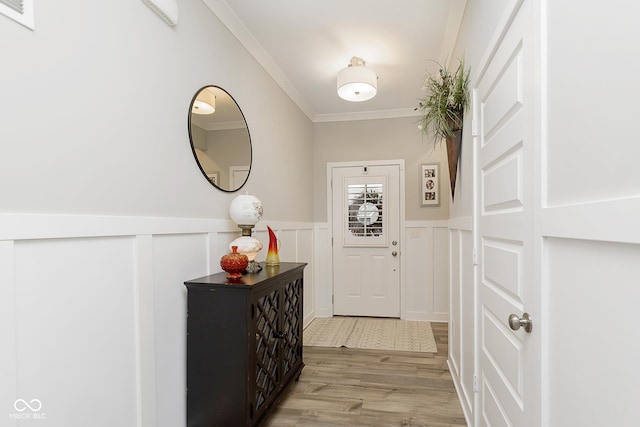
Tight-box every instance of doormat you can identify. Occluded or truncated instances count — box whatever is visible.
[304,316,437,353]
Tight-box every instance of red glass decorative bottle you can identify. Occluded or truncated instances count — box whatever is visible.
[220,246,248,279]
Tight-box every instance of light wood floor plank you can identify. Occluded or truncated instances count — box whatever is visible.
[263,322,466,427]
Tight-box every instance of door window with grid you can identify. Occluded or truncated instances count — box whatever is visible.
[343,176,388,247]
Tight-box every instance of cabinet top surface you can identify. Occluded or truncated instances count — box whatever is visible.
[184,262,306,289]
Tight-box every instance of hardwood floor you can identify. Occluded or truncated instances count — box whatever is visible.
[263,322,467,427]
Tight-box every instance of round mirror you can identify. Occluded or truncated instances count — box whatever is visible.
[188,86,252,192]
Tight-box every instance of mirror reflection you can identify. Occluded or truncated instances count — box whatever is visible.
[188,86,252,192]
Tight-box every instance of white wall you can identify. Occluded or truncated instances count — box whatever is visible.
[312,118,452,323]
[0,0,313,221]
[313,116,450,222]
[544,1,640,425]
[545,1,640,206]
[0,1,314,426]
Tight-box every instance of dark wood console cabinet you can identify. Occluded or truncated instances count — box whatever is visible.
[184,262,306,427]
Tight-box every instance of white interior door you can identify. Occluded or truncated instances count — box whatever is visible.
[475,1,540,426]
[332,164,400,318]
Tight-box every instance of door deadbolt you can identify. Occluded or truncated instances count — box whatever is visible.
[508,313,532,333]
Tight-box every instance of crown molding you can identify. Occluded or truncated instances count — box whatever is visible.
[313,108,419,123]
[202,0,443,125]
[439,0,467,66]
[192,120,246,132]
[201,0,316,121]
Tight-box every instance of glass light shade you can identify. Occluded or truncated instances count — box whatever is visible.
[192,100,214,114]
[229,236,263,261]
[191,89,216,114]
[337,62,377,102]
[229,194,263,226]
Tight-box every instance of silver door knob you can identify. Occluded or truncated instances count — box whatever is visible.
[508,313,532,333]
[391,251,398,257]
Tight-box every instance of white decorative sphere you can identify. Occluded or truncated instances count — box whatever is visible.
[229,194,263,225]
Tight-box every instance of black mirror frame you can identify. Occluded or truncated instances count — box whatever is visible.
[187,85,252,193]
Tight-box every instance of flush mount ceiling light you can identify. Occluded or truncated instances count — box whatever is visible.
[192,89,216,115]
[337,57,378,102]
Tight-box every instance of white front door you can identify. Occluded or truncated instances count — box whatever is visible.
[475,1,540,426]
[331,163,401,318]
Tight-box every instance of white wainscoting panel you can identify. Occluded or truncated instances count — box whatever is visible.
[404,221,450,321]
[152,233,208,427]
[448,216,475,425]
[459,228,475,418]
[14,236,138,426]
[313,224,332,320]
[0,240,17,427]
[449,229,462,378]
[134,235,157,427]
[295,228,315,326]
[433,227,451,317]
[541,197,640,425]
[0,214,314,427]
[545,237,640,425]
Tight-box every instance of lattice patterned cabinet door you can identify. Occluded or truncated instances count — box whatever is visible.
[282,278,302,376]
[254,288,280,412]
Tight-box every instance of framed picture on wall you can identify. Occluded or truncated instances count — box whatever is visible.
[420,163,440,206]
[206,171,220,185]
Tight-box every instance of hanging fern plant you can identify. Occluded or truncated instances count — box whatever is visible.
[418,59,470,141]
[417,59,470,199]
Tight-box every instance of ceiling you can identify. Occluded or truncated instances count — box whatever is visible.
[202,0,467,123]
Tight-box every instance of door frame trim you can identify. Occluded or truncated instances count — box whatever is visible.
[326,159,406,318]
